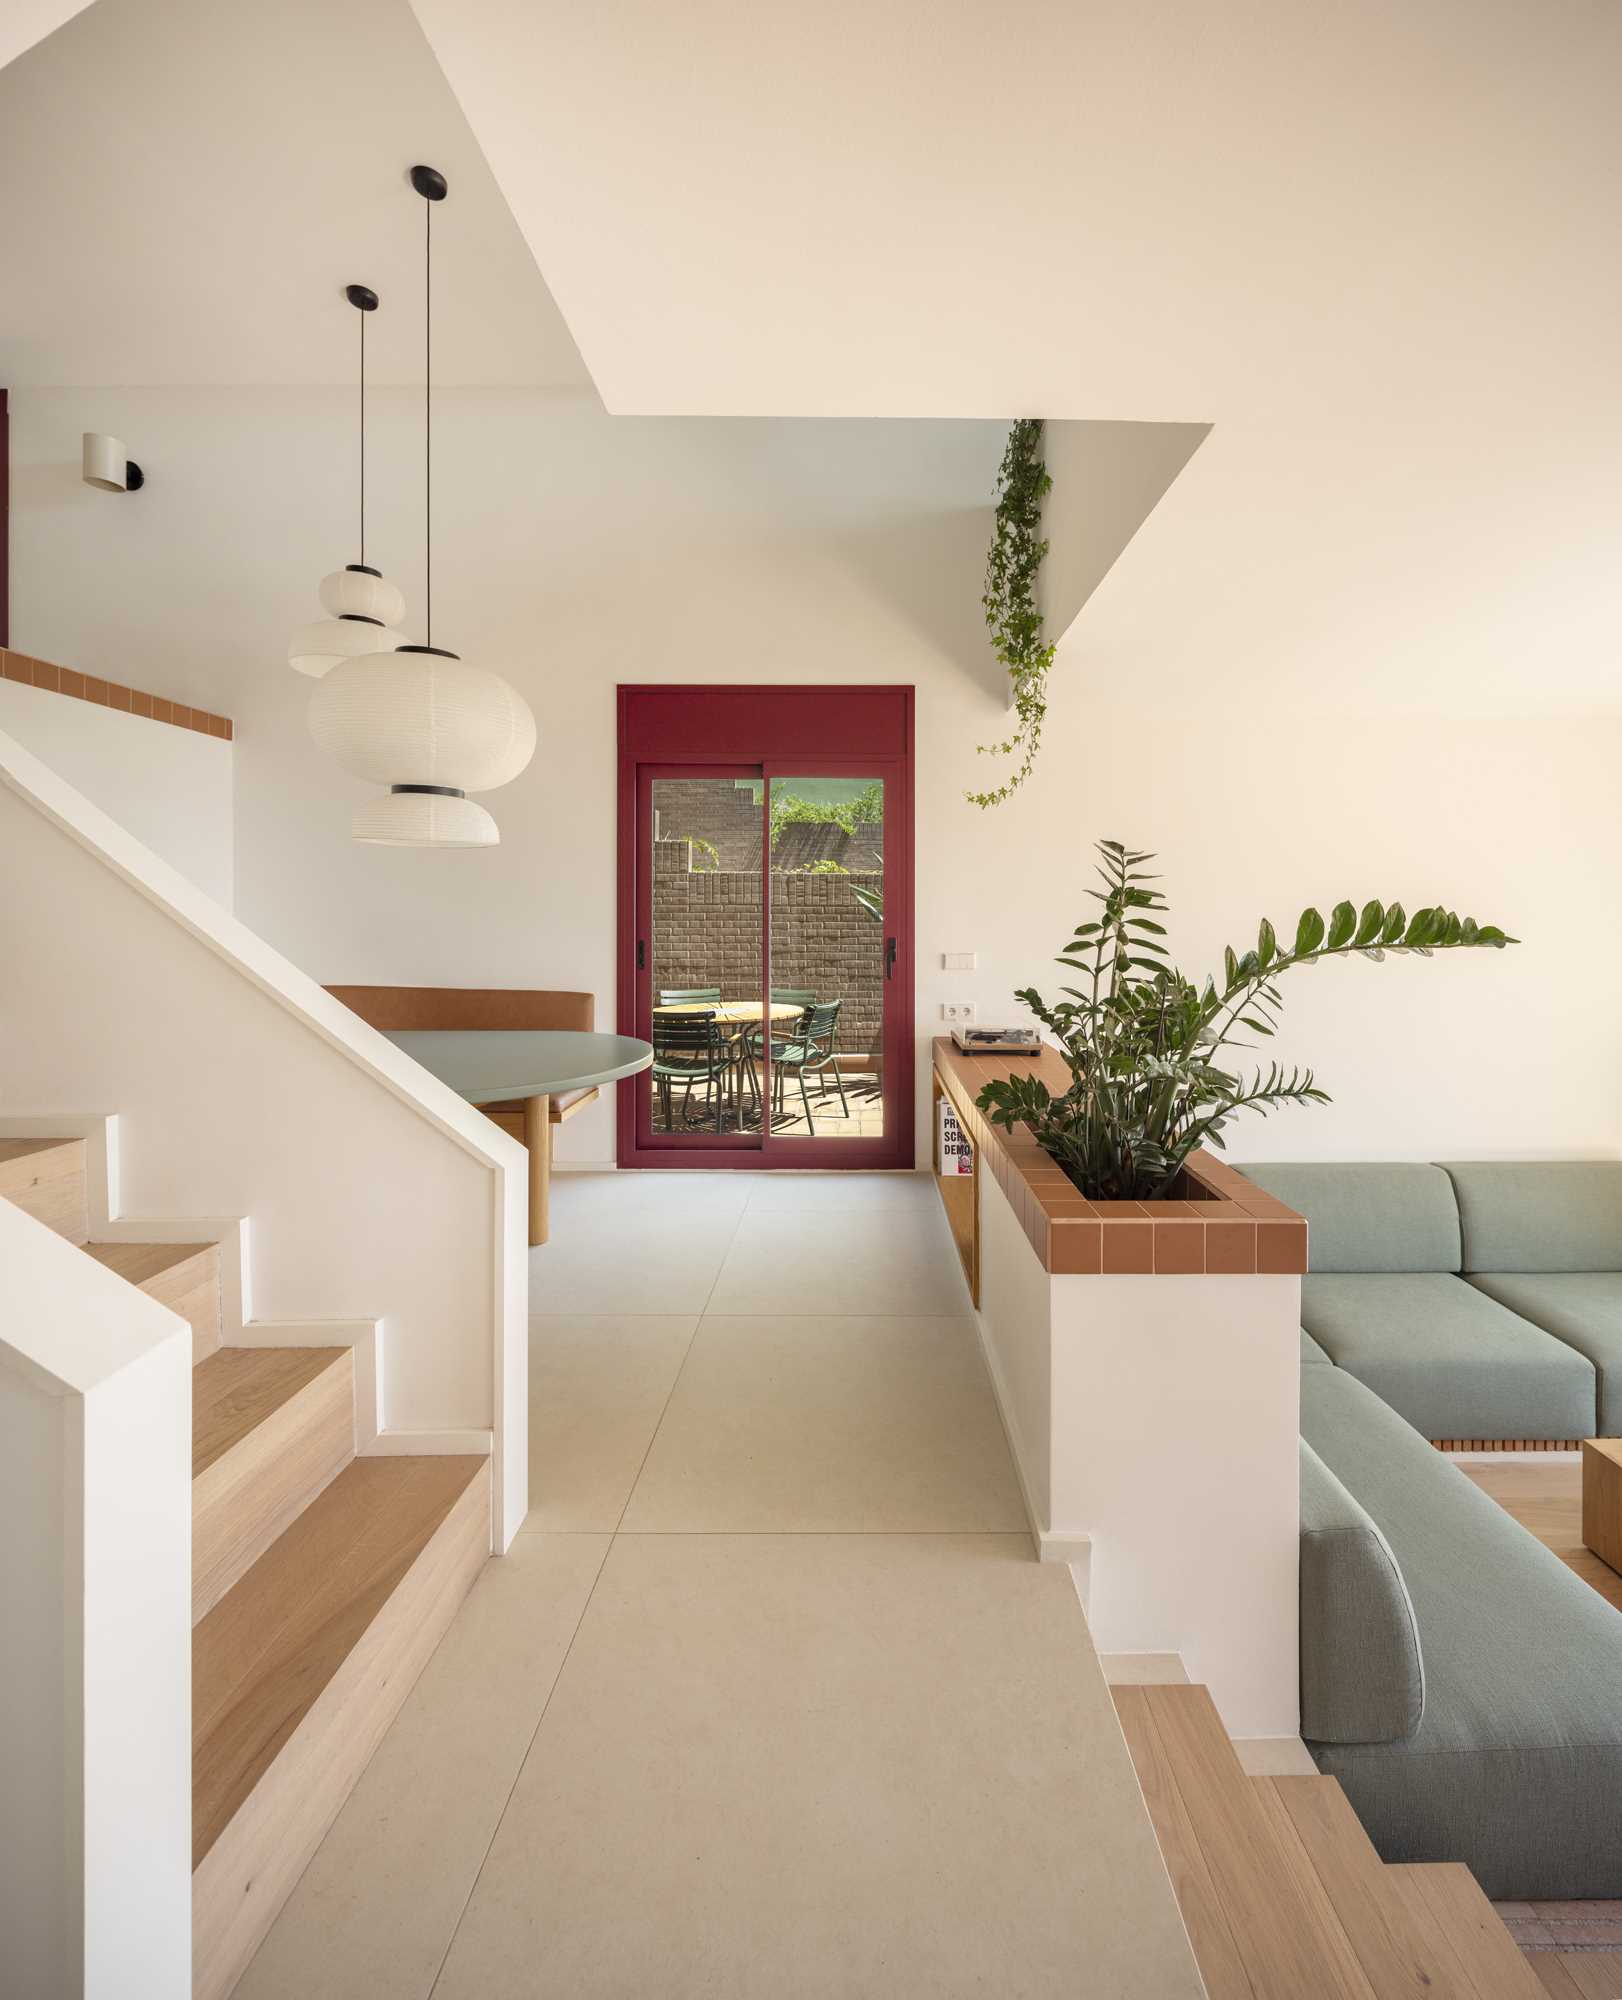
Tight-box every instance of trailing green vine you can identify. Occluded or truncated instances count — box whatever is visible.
[968,417,1056,808]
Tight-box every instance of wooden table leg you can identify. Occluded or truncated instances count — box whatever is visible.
[523,1093,551,1248]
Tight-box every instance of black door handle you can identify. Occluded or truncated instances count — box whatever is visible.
[637,938,646,971]
[885,936,897,981]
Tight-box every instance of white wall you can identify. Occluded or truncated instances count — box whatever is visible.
[9,385,1620,1171]
[0,678,233,906]
[0,1198,193,2000]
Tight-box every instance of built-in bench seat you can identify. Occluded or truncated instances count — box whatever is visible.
[1300,1362,1622,1899]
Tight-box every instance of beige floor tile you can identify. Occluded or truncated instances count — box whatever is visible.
[620,1314,1026,1532]
[235,1532,609,2000]
[432,1532,1202,2000]
[531,1212,742,1312]
[528,1314,699,1529]
[551,1169,754,1222]
[707,1204,970,1316]
[743,1169,937,1212]
[1230,1734,1320,1776]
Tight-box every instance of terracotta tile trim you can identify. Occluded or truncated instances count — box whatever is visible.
[932,1036,1307,1278]
[1,648,232,741]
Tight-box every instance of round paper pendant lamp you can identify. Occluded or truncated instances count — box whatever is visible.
[350,790,499,847]
[308,647,535,790]
[288,616,405,679]
[318,565,406,628]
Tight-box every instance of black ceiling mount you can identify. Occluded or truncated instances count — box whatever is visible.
[345,283,379,312]
[410,164,448,202]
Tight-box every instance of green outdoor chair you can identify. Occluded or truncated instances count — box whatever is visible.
[739,988,816,1114]
[769,999,850,1135]
[651,1010,730,1132]
[658,986,723,1006]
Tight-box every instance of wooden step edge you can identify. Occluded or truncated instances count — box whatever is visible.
[1386,1864,1547,2000]
[1253,1776,1456,1998]
[0,1135,89,1243]
[83,1239,221,1362]
[1115,1683,1374,1999]
[191,1455,489,2000]
[1247,1778,1380,1999]
[192,1348,356,1624]
[1112,1686,1254,2000]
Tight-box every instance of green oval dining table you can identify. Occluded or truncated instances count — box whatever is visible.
[385,1029,652,1247]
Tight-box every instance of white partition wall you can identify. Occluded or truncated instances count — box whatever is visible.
[976,1165,1303,1740]
[0,1202,192,1998]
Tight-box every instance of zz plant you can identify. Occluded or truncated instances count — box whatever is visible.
[977,841,1516,1200]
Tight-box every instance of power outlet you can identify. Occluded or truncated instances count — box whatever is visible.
[940,1002,977,1024]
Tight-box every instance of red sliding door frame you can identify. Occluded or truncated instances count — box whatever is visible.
[616,684,915,1171]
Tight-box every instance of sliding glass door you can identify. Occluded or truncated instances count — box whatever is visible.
[619,688,913,1170]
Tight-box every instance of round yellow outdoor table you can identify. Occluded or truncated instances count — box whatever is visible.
[652,1001,804,1024]
[651,1002,808,1130]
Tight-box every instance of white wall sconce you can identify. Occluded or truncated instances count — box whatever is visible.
[82,432,144,492]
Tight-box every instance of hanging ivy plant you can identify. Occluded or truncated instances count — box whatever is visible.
[968,417,1056,809]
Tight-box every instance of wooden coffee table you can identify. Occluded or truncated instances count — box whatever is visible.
[1580,1438,1622,1575]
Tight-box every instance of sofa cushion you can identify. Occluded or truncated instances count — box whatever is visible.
[1469,1273,1622,1433]
[1238,1163,1461,1273]
[1443,1161,1622,1273]
[1301,1273,1596,1440]
[1301,1364,1622,1898]
[1299,1440,1424,1743]
[1301,1327,1333,1366]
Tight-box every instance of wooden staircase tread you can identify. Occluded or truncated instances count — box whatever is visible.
[1387,1865,1547,2000]
[0,1134,81,1174]
[192,1453,486,1868]
[1256,1775,1461,1996]
[192,1347,348,1479]
[1112,1686,1253,1999]
[1113,1682,1374,1999]
[83,1238,214,1288]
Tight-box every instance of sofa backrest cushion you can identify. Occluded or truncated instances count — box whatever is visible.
[1298,1439,1426,1743]
[1443,1162,1622,1274]
[1239,1163,1461,1273]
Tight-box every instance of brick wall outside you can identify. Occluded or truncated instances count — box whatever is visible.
[651,777,884,875]
[653,838,884,1062]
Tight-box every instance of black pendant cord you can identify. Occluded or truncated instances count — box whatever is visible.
[424,190,432,649]
[359,303,366,569]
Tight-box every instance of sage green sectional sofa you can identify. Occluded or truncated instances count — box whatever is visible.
[1237,1158,1622,1898]
[1242,1160,1622,1439]
[1299,1363,1622,1899]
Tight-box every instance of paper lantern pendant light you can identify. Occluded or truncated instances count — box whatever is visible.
[308,165,536,849]
[288,284,407,677]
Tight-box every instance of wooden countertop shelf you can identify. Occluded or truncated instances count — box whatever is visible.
[931,1037,1306,1278]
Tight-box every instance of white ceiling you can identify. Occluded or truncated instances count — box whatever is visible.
[400,0,1621,710]
[0,1,96,72]
[0,0,591,387]
[5,0,1618,712]
[406,0,1622,427]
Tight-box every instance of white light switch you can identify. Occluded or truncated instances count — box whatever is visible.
[941,952,977,971]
